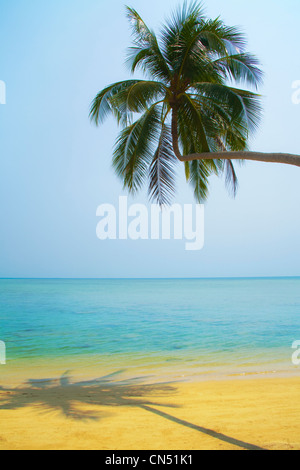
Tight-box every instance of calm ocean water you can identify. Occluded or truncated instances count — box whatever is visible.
[0,278,300,382]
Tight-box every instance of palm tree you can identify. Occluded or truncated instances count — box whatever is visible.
[90,1,300,205]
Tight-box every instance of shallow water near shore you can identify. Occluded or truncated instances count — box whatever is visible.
[1,278,300,385]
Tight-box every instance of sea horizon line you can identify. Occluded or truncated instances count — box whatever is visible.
[0,276,299,281]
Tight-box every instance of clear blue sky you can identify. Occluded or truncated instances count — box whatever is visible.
[0,0,299,278]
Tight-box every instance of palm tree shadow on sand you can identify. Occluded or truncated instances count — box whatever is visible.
[0,370,265,450]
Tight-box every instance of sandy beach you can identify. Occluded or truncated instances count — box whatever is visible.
[0,373,299,450]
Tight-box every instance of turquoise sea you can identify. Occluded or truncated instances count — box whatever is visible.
[0,278,300,384]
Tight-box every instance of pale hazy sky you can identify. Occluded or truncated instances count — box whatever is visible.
[0,0,300,278]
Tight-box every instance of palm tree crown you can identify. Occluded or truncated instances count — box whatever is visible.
[90,1,264,205]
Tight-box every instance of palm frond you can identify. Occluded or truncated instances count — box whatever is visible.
[184,161,190,181]
[188,159,211,202]
[148,125,178,206]
[176,93,223,181]
[191,82,262,134]
[126,6,152,42]
[224,159,239,197]
[126,6,171,82]
[90,80,141,125]
[161,1,205,71]
[197,18,247,53]
[178,93,211,152]
[110,80,167,117]
[112,104,162,193]
[214,136,239,197]
[177,37,222,83]
[214,52,263,89]
[190,93,250,153]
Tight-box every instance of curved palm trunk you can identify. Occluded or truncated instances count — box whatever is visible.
[178,151,300,167]
[171,111,300,168]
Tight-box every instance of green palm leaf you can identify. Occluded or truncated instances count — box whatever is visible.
[149,125,178,206]
[189,159,211,202]
[113,104,162,193]
[110,80,167,117]
[192,82,262,133]
[126,6,171,82]
[90,80,140,125]
[214,53,263,89]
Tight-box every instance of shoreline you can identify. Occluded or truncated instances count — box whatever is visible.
[1,355,299,387]
[1,353,300,386]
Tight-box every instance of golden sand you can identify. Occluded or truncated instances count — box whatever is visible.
[0,373,300,450]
